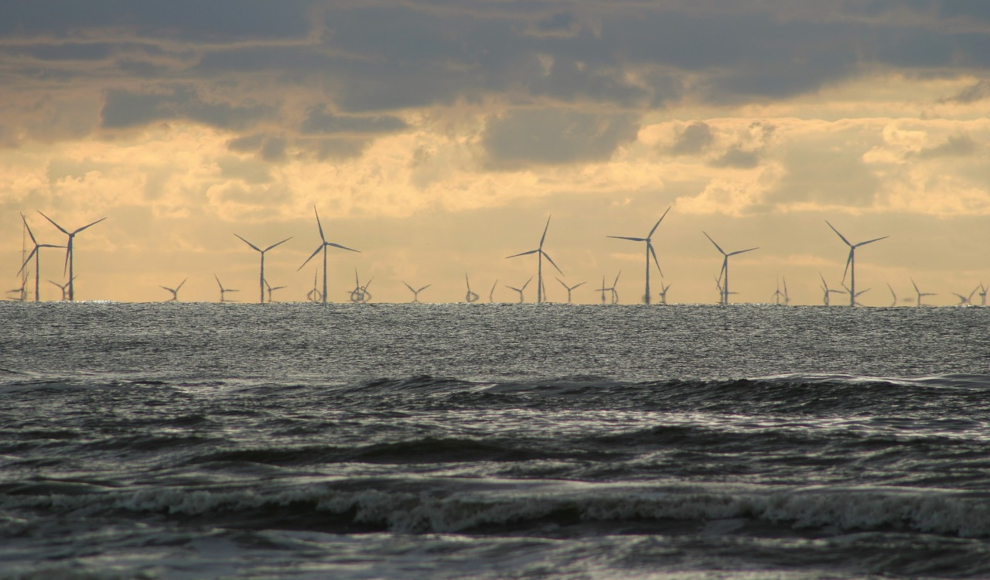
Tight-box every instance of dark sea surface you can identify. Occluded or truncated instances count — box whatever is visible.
[1,302,989,579]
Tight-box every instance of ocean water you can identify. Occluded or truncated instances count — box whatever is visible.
[1,302,989,579]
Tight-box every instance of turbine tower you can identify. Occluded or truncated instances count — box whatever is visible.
[234,234,291,304]
[298,206,359,305]
[403,282,432,303]
[505,278,532,304]
[160,278,187,302]
[910,278,936,307]
[38,212,106,302]
[704,232,758,306]
[607,206,671,305]
[215,274,239,303]
[465,274,480,303]
[825,221,888,308]
[556,278,585,304]
[507,216,562,304]
[18,213,64,302]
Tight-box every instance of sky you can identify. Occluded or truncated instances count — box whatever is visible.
[1,0,988,305]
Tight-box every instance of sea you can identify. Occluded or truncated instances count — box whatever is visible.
[1,301,989,580]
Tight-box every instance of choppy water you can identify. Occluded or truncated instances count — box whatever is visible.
[1,302,989,579]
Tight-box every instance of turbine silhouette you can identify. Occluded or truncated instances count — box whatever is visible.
[403,281,432,303]
[489,279,498,303]
[215,274,239,303]
[234,234,291,304]
[952,287,977,306]
[826,221,888,308]
[886,282,898,307]
[597,276,609,304]
[704,232,757,305]
[608,270,622,304]
[159,278,187,302]
[18,213,64,303]
[910,278,936,307]
[48,278,75,301]
[38,212,107,302]
[658,280,671,305]
[607,206,670,305]
[464,274,480,303]
[505,278,532,304]
[556,277,586,304]
[841,283,870,307]
[264,279,286,303]
[349,270,373,303]
[306,270,322,303]
[507,216,562,304]
[298,206,359,305]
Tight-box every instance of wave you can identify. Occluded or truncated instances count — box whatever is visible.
[3,479,989,539]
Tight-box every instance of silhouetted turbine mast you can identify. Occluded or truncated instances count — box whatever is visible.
[18,213,64,303]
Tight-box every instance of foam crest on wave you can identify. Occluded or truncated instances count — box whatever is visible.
[4,480,989,538]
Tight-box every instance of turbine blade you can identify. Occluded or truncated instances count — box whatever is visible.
[571,281,586,290]
[20,213,38,245]
[542,251,564,275]
[419,285,431,292]
[506,249,538,259]
[556,277,568,290]
[649,243,663,277]
[911,278,920,294]
[215,274,223,290]
[613,270,621,286]
[298,245,324,271]
[825,220,852,247]
[403,282,415,292]
[842,250,853,282]
[702,231,726,255]
[539,216,551,248]
[263,237,292,252]
[234,234,261,252]
[326,242,360,253]
[63,242,71,275]
[17,248,39,275]
[607,236,646,242]
[38,211,70,235]
[648,205,672,238]
[72,217,107,235]
[177,278,187,291]
[854,235,889,248]
[728,247,758,256]
[313,206,326,242]
[522,277,532,290]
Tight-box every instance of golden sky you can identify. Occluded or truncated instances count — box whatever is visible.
[2,1,988,304]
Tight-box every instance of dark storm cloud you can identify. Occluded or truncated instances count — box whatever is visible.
[300,108,407,135]
[6,0,990,143]
[101,86,275,130]
[481,109,639,168]
[942,81,990,104]
[911,135,978,160]
[670,122,714,156]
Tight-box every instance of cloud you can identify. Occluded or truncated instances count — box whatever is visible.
[911,134,978,159]
[101,86,275,130]
[669,122,714,156]
[299,108,407,135]
[481,109,639,168]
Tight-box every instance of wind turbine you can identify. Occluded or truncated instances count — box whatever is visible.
[38,212,106,302]
[977,283,988,306]
[597,276,609,304]
[6,278,27,302]
[464,274,480,303]
[704,232,758,305]
[349,270,373,303]
[910,278,936,307]
[298,206,359,305]
[49,278,74,301]
[403,282,432,303]
[264,279,287,303]
[215,274,239,303]
[18,213,64,302]
[772,278,784,305]
[842,283,870,307]
[160,278,187,302]
[825,221,888,308]
[556,278,585,304]
[506,216,562,304]
[505,278,532,304]
[886,283,898,307]
[608,271,622,304]
[489,279,498,303]
[307,270,322,303]
[952,287,977,306]
[607,206,670,305]
[234,234,291,304]
[658,280,671,305]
